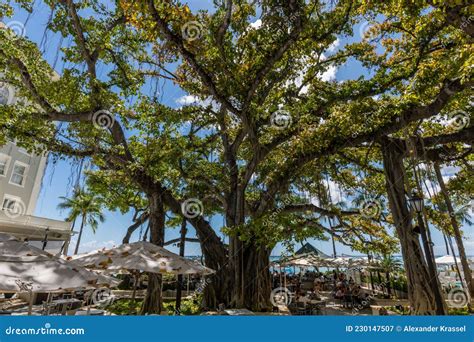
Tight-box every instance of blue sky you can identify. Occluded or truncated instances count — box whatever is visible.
[6,1,472,257]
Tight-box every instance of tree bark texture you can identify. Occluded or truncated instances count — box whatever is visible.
[381,139,447,315]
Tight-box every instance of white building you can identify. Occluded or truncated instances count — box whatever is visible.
[0,82,72,253]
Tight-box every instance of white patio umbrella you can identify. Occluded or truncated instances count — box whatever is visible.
[0,255,99,293]
[435,255,462,265]
[330,257,351,268]
[277,253,331,268]
[70,241,215,275]
[70,241,215,300]
[0,233,118,287]
[0,234,111,315]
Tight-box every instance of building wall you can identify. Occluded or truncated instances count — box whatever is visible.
[0,73,70,254]
[0,142,48,215]
[1,78,48,216]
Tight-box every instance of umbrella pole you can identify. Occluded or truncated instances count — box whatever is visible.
[279,264,282,287]
[27,290,33,316]
[132,272,139,301]
[87,290,91,315]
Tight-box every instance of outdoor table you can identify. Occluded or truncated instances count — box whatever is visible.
[304,299,326,315]
[46,298,82,315]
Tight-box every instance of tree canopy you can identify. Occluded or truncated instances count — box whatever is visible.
[0,0,472,314]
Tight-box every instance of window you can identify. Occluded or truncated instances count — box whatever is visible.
[9,161,28,186]
[2,197,17,211]
[0,153,11,177]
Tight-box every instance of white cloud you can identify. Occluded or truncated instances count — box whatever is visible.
[309,180,348,206]
[176,95,199,106]
[319,65,338,82]
[327,38,340,53]
[286,52,339,94]
[249,19,262,30]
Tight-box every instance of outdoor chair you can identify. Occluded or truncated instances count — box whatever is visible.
[296,302,310,315]
[287,302,298,315]
[343,295,354,308]
[309,302,326,315]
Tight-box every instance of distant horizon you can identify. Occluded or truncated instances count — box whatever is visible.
[183,254,474,258]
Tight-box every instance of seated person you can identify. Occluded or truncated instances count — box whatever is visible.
[296,290,309,303]
[352,285,361,297]
[334,287,345,299]
[312,283,322,300]
[351,285,362,303]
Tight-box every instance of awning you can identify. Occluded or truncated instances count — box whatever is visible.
[0,211,73,241]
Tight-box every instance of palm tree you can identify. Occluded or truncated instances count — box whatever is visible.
[58,190,105,255]
[380,255,402,297]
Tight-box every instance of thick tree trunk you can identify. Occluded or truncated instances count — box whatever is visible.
[229,236,272,310]
[415,210,446,311]
[243,245,272,311]
[140,192,165,315]
[192,217,230,310]
[381,139,446,315]
[227,191,272,311]
[160,188,229,308]
[434,162,474,298]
